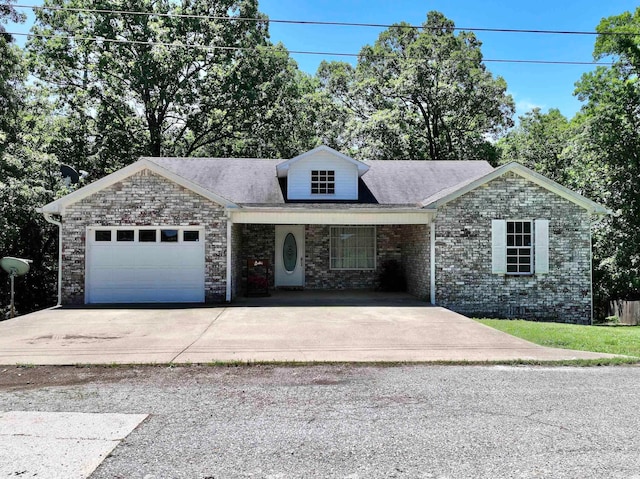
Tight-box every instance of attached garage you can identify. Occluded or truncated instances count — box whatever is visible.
[85,226,205,304]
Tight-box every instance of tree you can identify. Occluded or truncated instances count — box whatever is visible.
[497,108,571,183]
[319,11,514,161]
[569,7,640,314]
[28,0,306,166]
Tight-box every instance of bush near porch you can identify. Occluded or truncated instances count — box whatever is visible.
[476,319,640,358]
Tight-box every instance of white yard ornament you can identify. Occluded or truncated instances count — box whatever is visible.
[1,257,32,319]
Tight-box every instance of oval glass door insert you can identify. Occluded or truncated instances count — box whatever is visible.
[283,233,297,272]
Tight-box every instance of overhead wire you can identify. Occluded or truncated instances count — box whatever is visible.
[5,30,615,66]
[7,2,640,36]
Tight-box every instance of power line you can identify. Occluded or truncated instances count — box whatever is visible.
[7,31,615,66]
[8,2,640,37]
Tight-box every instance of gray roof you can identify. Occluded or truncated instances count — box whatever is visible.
[145,157,493,206]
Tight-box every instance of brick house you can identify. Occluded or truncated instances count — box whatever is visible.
[39,146,609,324]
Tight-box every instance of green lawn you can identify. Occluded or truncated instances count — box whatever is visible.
[476,319,640,358]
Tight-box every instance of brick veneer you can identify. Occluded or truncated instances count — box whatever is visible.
[303,224,404,290]
[434,172,592,324]
[401,224,430,300]
[60,169,227,304]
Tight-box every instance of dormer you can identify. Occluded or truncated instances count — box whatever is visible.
[276,146,369,201]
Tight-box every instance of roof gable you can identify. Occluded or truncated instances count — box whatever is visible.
[276,145,370,178]
[39,158,238,215]
[422,162,611,214]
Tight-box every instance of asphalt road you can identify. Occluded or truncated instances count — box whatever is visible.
[2,365,640,478]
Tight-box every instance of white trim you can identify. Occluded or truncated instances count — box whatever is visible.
[226,216,232,302]
[534,219,549,274]
[230,208,435,225]
[430,221,435,305]
[276,145,370,178]
[424,162,611,215]
[42,213,62,306]
[40,158,239,215]
[329,226,377,271]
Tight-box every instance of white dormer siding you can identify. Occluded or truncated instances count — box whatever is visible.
[287,151,359,200]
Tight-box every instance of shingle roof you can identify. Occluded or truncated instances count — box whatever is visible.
[145,157,494,206]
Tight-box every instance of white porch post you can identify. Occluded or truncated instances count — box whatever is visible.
[430,221,436,305]
[226,214,233,302]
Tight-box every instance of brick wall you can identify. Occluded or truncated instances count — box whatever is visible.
[239,224,276,291]
[61,169,227,304]
[434,172,592,324]
[401,224,430,300]
[304,224,404,290]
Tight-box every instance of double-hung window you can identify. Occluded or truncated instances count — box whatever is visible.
[330,226,375,270]
[492,219,549,275]
[506,221,532,274]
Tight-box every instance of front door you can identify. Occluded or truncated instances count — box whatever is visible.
[275,225,305,287]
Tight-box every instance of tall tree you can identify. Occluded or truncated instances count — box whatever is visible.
[569,7,640,314]
[497,108,571,183]
[28,0,305,165]
[319,11,514,161]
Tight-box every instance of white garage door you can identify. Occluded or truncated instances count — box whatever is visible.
[86,226,205,304]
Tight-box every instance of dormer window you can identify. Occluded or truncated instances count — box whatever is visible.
[311,170,335,195]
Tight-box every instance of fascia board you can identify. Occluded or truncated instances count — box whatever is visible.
[425,162,611,215]
[276,145,370,178]
[39,158,238,215]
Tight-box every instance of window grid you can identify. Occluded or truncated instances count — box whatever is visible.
[330,226,376,270]
[90,227,203,244]
[311,170,335,195]
[506,221,533,274]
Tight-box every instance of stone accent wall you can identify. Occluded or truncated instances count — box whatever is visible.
[239,224,276,292]
[434,172,592,324]
[304,224,404,290]
[401,224,430,300]
[61,169,227,304]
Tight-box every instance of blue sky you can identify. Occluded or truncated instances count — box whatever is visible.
[259,0,638,119]
[7,0,638,120]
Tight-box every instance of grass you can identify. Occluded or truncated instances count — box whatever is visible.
[476,319,640,358]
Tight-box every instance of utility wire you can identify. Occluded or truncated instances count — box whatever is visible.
[8,2,640,37]
[7,31,615,65]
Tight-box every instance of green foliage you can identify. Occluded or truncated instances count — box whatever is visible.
[497,108,572,183]
[568,7,640,314]
[476,319,640,358]
[318,11,514,160]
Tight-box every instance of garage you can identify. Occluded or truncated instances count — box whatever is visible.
[85,226,205,304]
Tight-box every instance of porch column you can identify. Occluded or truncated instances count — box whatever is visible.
[226,215,233,302]
[430,222,436,305]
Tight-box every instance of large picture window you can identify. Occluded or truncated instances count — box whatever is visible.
[330,226,375,270]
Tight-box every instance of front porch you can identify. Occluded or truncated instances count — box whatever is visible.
[229,222,432,302]
[231,289,427,307]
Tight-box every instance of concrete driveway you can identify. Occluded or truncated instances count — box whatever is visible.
[0,293,616,364]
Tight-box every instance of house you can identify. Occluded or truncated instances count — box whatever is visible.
[38,145,609,324]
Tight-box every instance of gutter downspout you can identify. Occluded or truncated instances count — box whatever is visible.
[225,212,233,303]
[42,212,62,307]
[430,220,436,305]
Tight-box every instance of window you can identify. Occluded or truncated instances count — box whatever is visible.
[139,230,157,242]
[506,221,532,274]
[117,230,134,242]
[183,230,200,242]
[95,230,111,242]
[492,219,549,275]
[311,170,335,194]
[330,226,375,270]
[160,229,178,242]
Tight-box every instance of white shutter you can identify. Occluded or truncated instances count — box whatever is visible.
[535,219,549,274]
[491,219,506,274]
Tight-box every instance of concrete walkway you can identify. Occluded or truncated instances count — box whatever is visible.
[0,295,617,364]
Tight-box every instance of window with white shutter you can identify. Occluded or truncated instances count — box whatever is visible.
[492,219,550,275]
